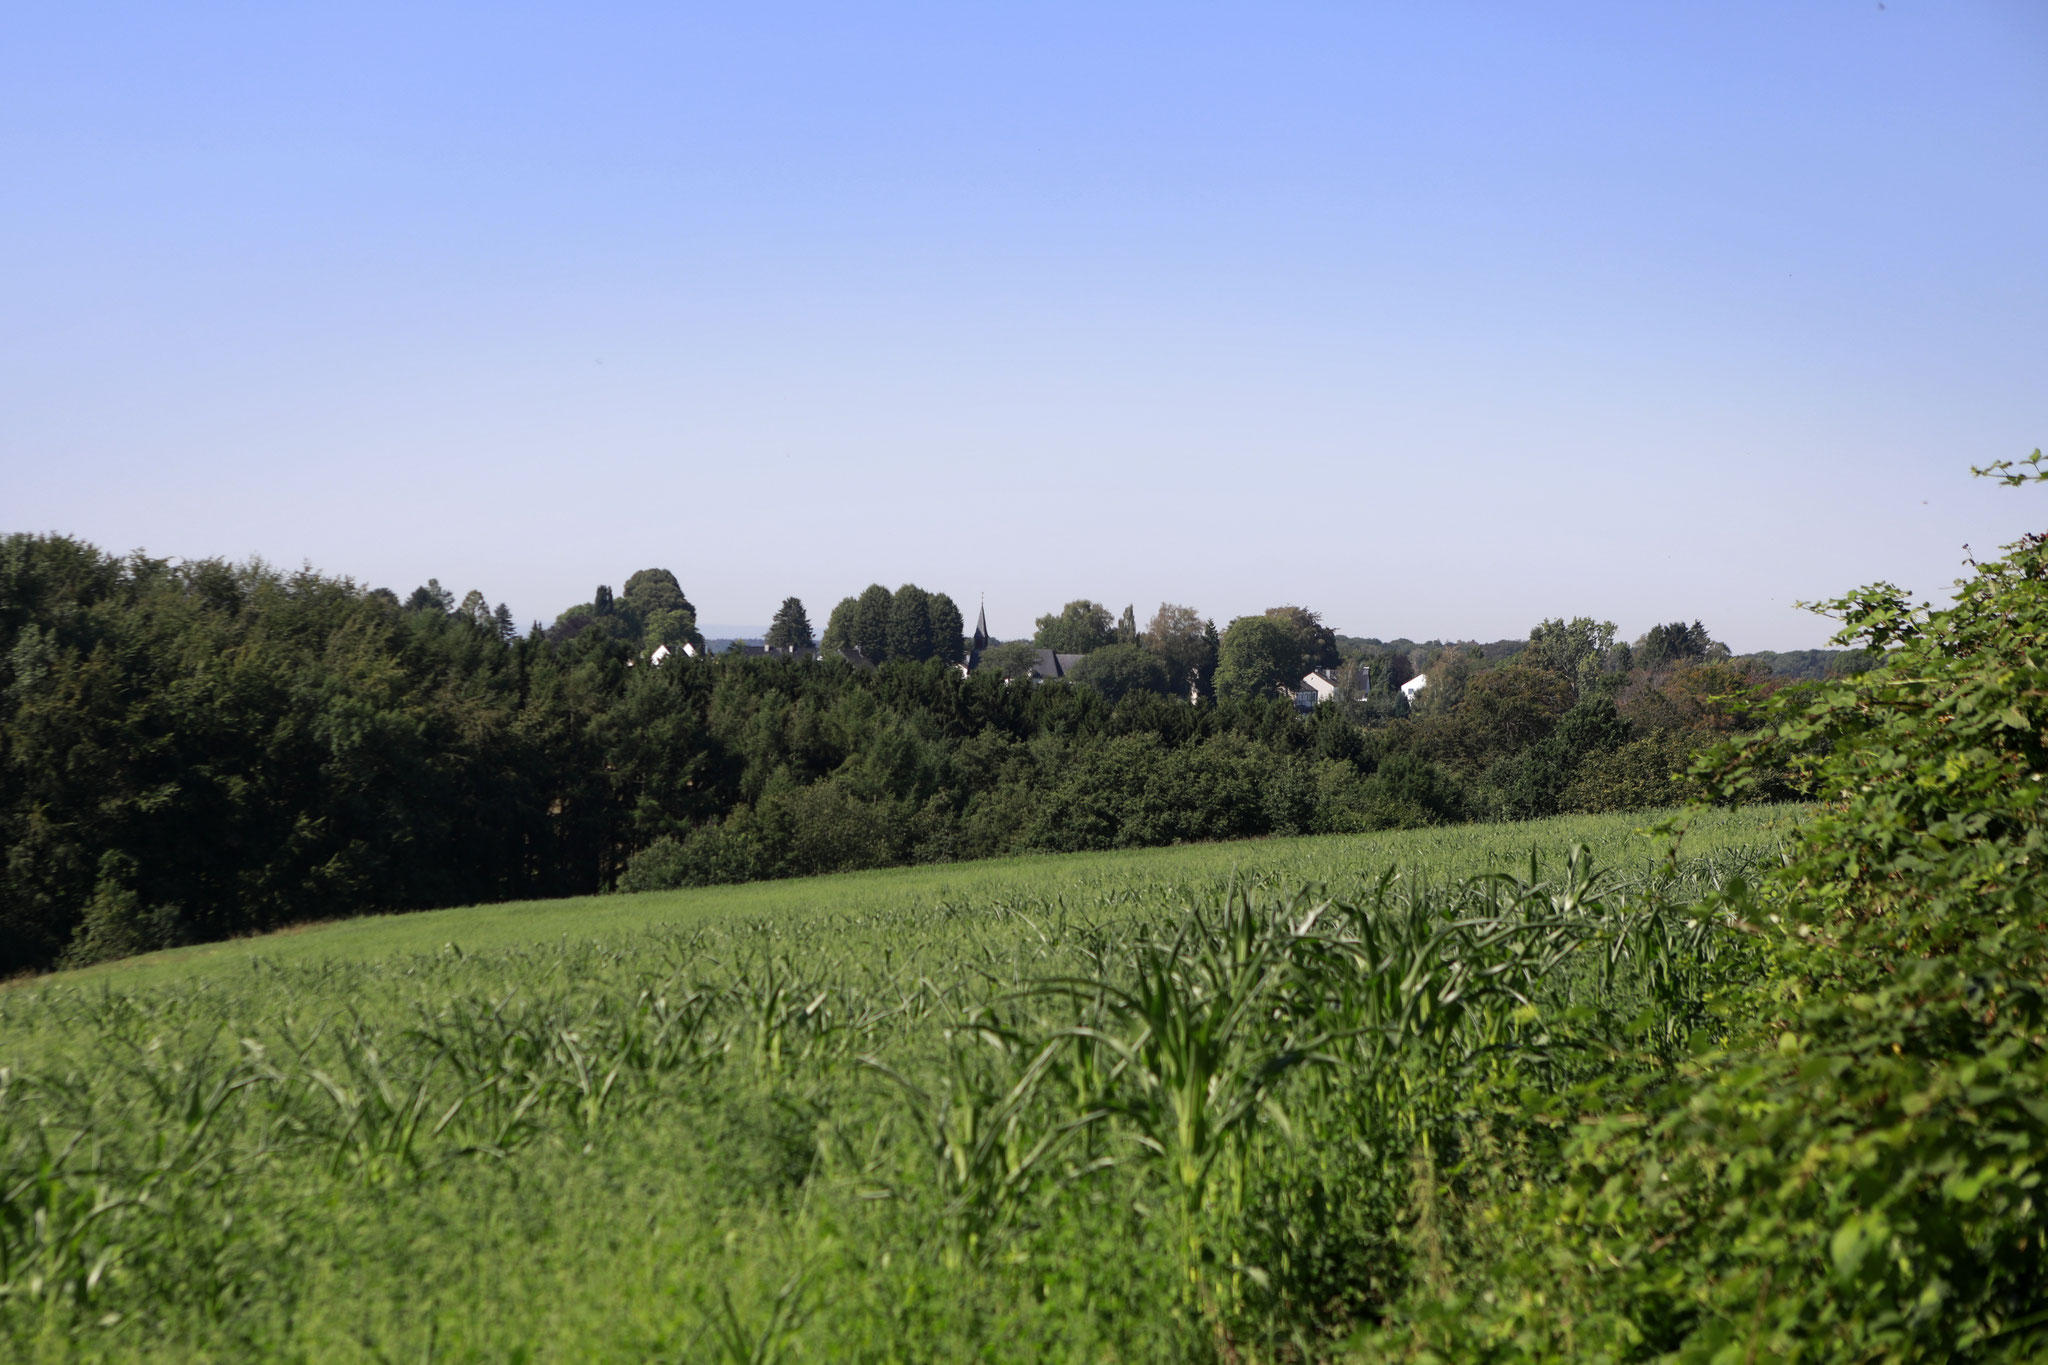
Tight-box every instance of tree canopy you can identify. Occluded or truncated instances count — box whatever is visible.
[551,569,702,651]
[1213,616,1304,699]
[1263,605,1340,671]
[1525,616,1623,697]
[1115,604,1138,645]
[820,595,857,652]
[820,584,960,663]
[1143,603,1217,698]
[0,527,1810,975]
[766,597,814,651]
[1635,618,1723,672]
[888,584,935,664]
[975,639,1045,681]
[851,584,894,661]
[1066,642,1170,703]
[926,591,965,664]
[1034,600,1116,654]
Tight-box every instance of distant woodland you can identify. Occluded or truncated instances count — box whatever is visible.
[0,533,1842,972]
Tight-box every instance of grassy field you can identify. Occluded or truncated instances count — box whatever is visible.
[0,805,1802,1361]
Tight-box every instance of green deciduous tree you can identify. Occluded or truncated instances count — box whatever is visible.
[889,585,935,664]
[926,591,965,664]
[621,568,702,650]
[820,596,857,652]
[1353,645,1414,697]
[1407,647,1476,715]
[852,583,894,662]
[1525,616,1623,698]
[1034,600,1116,654]
[1633,618,1722,672]
[1415,664,1577,773]
[1066,642,1170,703]
[975,639,1045,681]
[1144,603,1216,699]
[1213,616,1304,699]
[1263,605,1340,671]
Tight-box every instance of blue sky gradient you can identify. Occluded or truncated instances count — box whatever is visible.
[4,2,2044,647]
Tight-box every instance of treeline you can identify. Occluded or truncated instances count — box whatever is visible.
[817,584,963,664]
[0,534,1801,973]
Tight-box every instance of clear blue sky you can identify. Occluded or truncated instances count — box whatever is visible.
[4,2,2043,649]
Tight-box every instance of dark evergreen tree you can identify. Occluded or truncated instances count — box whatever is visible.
[406,579,455,613]
[766,597,814,651]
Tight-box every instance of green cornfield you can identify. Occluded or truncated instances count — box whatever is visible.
[1,805,1801,1362]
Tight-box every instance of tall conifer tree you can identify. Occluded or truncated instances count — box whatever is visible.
[766,597,814,651]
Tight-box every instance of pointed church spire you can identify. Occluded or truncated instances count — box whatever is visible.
[972,597,990,653]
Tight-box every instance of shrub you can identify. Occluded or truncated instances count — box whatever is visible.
[1363,454,2048,1361]
[1064,643,1171,703]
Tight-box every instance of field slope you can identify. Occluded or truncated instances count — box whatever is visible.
[2,806,1797,1361]
[43,805,1788,991]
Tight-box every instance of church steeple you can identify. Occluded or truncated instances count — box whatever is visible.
[971,597,990,653]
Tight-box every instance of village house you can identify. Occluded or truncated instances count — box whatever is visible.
[1289,663,1370,712]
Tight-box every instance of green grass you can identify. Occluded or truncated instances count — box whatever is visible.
[45,804,1791,992]
[0,805,1802,1362]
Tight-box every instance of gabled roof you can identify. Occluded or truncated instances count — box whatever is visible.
[1030,649,1084,680]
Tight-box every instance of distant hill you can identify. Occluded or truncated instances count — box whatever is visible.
[1336,636,1876,683]
[1735,648,1880,681]
[1338,637,1526,666]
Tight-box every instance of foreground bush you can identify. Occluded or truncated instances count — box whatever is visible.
[1357,456,2048,1362]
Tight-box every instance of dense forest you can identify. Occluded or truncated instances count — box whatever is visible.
[0,532,1814,974]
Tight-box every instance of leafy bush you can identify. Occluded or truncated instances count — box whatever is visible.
[1360,454,2048,1362]
[1064,642,1171,702]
